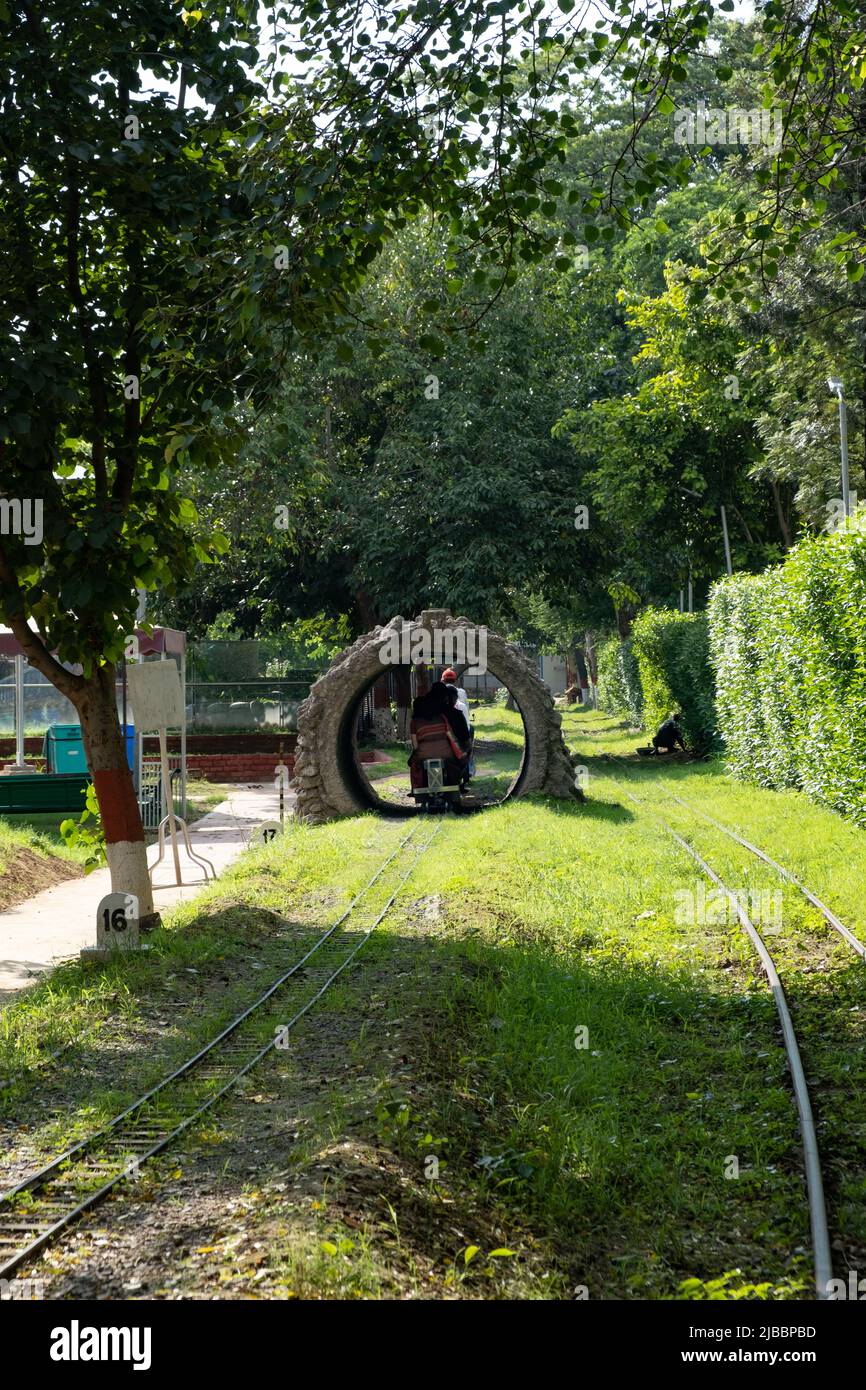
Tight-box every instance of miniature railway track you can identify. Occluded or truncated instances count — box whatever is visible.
[667,792,866,961]
[600,755,866,1300]
[0,820,441,1280]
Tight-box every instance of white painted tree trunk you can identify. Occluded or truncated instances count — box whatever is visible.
[75,665,157,926]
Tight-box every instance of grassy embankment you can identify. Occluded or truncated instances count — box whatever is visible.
[0,779,235,913]
[4,708,866,1299]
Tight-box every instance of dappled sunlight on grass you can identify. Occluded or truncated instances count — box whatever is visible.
[5,719,866,1297]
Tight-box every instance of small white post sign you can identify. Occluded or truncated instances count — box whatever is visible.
[126,661,215,888]
[125,661,185,730]
[274,761,289,826]
[253,821,282,846]
[96,892,140,951]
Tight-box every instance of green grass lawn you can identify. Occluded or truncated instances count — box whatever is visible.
[4,709,866,1300]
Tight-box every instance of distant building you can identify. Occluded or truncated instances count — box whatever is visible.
[540,653,568,696]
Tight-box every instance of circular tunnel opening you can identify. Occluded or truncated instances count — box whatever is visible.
[337,667,529,816]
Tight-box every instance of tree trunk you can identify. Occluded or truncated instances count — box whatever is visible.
[572,644,589,697]
[371,671,396,744]
[394,665,412,740]
[584,631,598,707]
[770,479,792,549]
[615,604,635,639]
[73,664,157,927]
[356,586,377,629]
[413,662,430,698]
[0,602,158,927]
[731,502,755,546]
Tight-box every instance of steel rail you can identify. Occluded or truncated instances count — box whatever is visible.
[664,793,866,962]
[0,821,421,1204]
[597,751,866,960]
[0,820,440,1278]
[607,774,834,1301]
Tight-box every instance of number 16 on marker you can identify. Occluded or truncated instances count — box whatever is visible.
[96,892,140,950]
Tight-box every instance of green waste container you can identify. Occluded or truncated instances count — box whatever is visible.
[0,774,91,814]
[44,724,88,774]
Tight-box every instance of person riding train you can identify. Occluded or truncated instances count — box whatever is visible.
[441,667,470,724]
[441,666,475,779]
[408,681,471,795]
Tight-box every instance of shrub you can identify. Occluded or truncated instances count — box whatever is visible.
[709,523,866,823]
[631,608,717,754]
[59,782,107,873]
[596,634,643,725]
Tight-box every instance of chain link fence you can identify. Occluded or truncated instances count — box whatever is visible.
[187,640,320,732]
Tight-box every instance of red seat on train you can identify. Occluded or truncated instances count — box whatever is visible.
[409,715,465,790]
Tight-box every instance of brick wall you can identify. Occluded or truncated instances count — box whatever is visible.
[185,754,296,783]
[0,733,300,758]
[1,747,390,783]
[184,749,391,784]
[0,754,289,784]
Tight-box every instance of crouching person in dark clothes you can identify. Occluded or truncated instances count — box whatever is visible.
[652,711,686,755]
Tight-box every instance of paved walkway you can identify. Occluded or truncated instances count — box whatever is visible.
[0,783,294,1006]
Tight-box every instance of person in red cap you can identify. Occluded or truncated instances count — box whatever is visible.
[441,668,469,721]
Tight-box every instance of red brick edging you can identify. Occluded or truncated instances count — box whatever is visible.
[1,747,391,784]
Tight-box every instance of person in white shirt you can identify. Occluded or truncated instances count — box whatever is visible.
[442,668,474,778]
[441,668,470,722]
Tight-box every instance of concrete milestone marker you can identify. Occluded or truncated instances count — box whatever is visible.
[252,820,282,846]
[81,892,142,961]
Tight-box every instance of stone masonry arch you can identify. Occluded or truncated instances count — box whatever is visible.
[292,610,584,823]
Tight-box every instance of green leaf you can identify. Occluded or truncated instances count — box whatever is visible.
[418,333,446,357]
[464,1245,480,1265]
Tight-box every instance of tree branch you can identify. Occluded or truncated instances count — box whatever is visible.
[65,178,109,497]
[0,545,85,697]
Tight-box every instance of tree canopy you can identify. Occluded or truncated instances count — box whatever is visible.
[2,0,865,893]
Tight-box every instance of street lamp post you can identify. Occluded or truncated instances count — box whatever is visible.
[827,378,851,520]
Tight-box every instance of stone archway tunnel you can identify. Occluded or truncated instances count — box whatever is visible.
[291,611,584,823]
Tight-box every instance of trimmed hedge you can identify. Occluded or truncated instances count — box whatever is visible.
[631,608,717,754]
[708,525,866,823]
[597,635,643,725]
